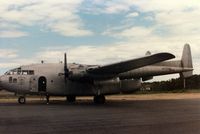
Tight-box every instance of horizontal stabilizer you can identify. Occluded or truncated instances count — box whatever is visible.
[87,53,175,75]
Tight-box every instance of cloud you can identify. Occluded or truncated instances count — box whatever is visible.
[0,30,28,38]
[155,10,200,38]
[48,21,93,37]
[36,44,142,65]
[35,41,186,65]
[126,12,139,18]
[0,49,18,58]
[0,23,20,29]
[132,0,199,12]
[86,0,200,41]
[0,0,92,37]
[100,0,200,50]
[116,27,153,39]
[0,63,19,68]
[105,3,130,14]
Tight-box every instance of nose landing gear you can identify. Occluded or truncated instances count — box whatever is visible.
[66,95,76,103]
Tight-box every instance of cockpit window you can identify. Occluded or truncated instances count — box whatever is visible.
[5,71,10,75]
[29,70,34,75]
[5,68,21,75]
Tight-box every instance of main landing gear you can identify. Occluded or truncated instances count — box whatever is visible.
[67,95,76,103]
[18,96,26,104]
[93,95,106,104]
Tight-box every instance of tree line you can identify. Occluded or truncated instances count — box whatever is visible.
[142,75,200,91]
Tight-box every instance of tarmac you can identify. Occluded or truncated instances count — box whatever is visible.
[0,96,200,134]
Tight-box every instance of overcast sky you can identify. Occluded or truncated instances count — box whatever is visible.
[0,0,199,81]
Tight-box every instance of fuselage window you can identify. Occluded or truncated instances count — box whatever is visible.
[13,78,17,83]
[22,71,28,75]
[13,71,17,75]
[21,70,34,75]
[9,77,12,83]
[28,70,34,75]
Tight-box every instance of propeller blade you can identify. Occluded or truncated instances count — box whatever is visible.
[64,53,69,79]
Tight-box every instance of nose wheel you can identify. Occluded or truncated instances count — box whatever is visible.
[18,96,26,104]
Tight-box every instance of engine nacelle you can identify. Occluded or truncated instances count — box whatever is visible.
[120,79,141,93]
[93,78,121,95]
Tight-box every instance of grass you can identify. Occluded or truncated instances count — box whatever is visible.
[132,89,200,94]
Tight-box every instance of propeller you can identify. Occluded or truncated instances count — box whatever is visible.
[64,53,69,80]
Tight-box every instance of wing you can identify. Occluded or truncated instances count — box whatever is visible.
[87,53,175,75]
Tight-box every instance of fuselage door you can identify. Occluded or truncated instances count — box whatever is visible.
[38,76,47,92]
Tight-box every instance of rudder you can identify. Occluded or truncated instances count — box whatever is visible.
[180,43,193,78]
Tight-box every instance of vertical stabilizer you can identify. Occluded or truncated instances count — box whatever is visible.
[180,43,193,78]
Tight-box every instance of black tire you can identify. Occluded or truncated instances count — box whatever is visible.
[67,96,76,103]
[94,95,105,104]
[18,96,26,104]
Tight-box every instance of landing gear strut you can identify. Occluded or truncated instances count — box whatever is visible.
[67,96,76,103]
[93,95,105,104]
[46,95,50,104]
[18,96,26,104]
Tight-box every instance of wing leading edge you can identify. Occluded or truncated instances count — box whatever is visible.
[87,53,175,75]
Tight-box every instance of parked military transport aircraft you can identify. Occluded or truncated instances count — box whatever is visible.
[0,44,193,104]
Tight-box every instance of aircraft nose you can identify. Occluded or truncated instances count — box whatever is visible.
[0,76,2,89]
[0,75,4,89]
[0,75,8,91]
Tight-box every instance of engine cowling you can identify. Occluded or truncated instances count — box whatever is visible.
[93,78,121,95]
[120,79,141,93]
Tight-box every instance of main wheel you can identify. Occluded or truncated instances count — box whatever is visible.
[67,96,76,103]
[94,95,105,104]
[18,96,26,104]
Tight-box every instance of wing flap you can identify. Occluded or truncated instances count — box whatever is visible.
[87,53,175,75]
